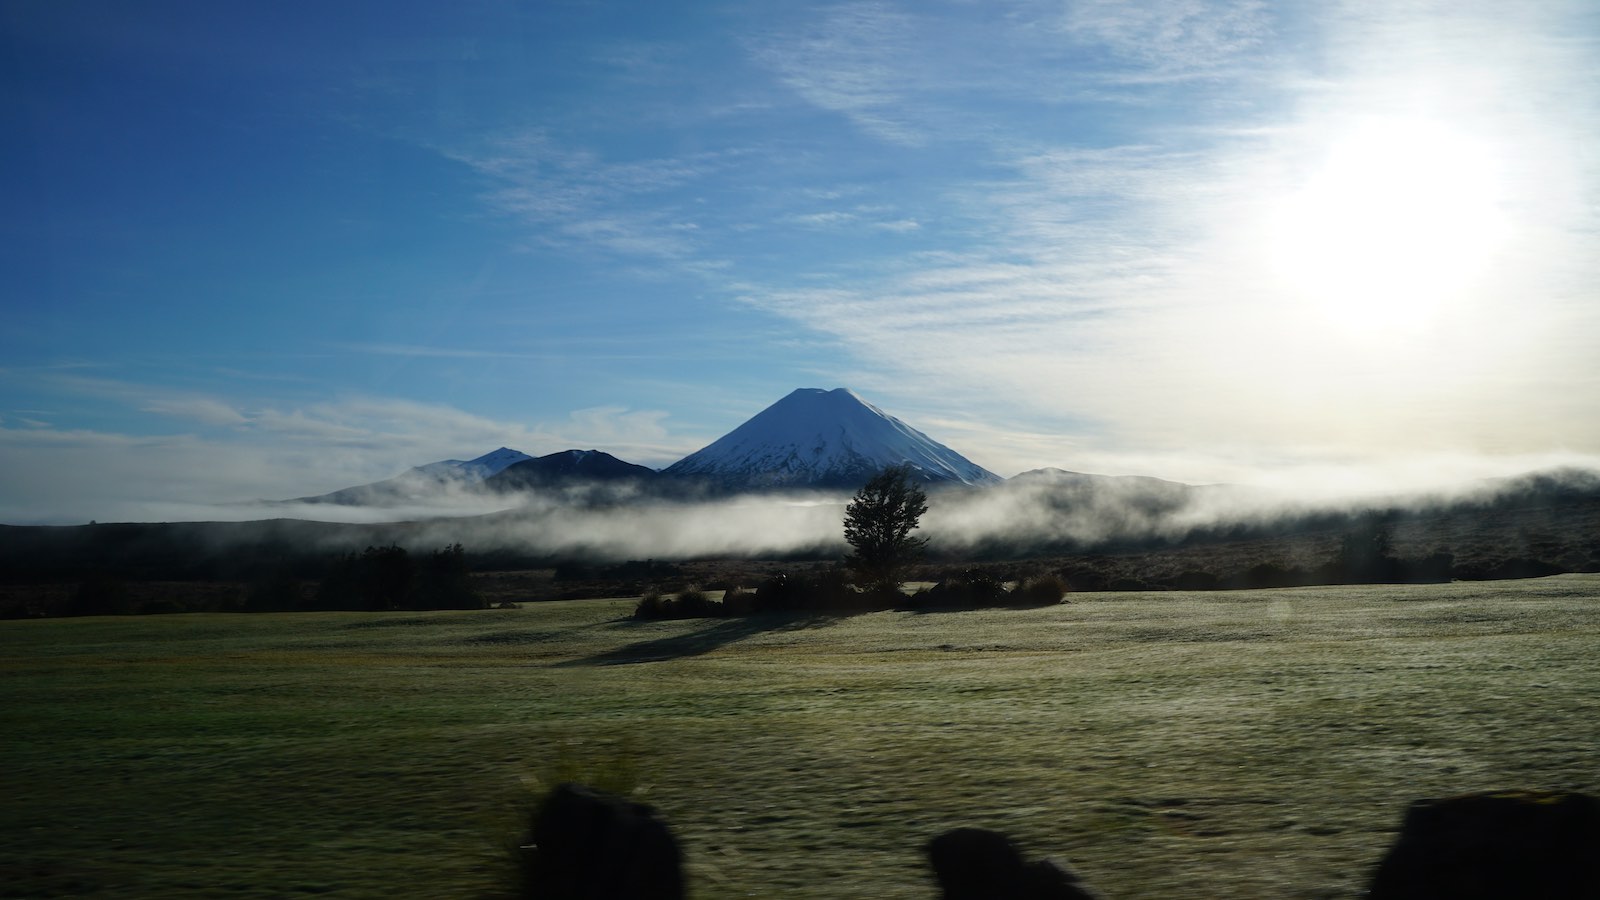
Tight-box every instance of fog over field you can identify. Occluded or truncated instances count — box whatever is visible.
[55,459,1584,565]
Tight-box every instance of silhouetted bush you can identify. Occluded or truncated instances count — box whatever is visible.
[749,569,862,613]
[633,585,729,620]
[671,585,720,618]
[720,585,755,616]
[1011,574,1069,606]
[753,574,799,612]
[634,587,669,619]
[914,568,1010,609]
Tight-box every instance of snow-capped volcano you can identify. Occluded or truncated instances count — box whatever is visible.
[663,388,1000,490]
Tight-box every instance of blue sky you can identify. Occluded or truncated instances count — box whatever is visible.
[3,1,1599,522]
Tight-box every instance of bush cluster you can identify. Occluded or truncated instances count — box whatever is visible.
[907,569,1068,610]
[633,585,723,620]
[634,569,887,620]
[633,566,1074,620]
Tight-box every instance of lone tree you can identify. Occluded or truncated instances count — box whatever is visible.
[844,465,929,597]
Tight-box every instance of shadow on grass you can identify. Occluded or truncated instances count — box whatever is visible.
[557,612,838,667]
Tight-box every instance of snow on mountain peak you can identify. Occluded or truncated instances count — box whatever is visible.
[663,387,999,489]
[413,447,533,481]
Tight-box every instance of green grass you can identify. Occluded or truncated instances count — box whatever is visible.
[3,576,1599,898]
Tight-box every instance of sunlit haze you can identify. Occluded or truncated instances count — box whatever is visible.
[3,1,1598,523]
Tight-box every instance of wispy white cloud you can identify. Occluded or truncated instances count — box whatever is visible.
[330,342,532,360]
[749,2,926,144]
[446,129,728,259]
[723,1,1600,482]
[786,210,858,228]
[1055,0,1275,83]
[140,397,249,427]
[0,372,708,522]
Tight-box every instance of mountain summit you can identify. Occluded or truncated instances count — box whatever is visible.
[289,447,533,506]
[486,449,658,491]
[663,388,999,490]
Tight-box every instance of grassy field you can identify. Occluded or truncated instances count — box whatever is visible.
[3,576,1599,898]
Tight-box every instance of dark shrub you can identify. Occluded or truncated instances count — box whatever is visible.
[720,585,755,616]
[751,569,860,613]
[959,568,1008,606]
[753,574,798,612]
[917,568,1010,609]
[1012,574,1069,606]
[632,585,724,620]
[634,587,668,620]
[671,585,721,618]
[804,566,859,610]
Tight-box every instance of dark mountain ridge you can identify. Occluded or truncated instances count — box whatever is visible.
[485,449,659,492]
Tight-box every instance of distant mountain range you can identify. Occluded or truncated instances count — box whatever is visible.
[5,388,1597,583]
[289,387,1002,505]
[279,388,1600,553]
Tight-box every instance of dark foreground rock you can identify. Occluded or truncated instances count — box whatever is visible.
[927,827,1103,899]
[1367,790,1600,899]
[521,782,684,899]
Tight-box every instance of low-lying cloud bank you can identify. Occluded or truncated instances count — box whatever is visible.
[50,461,1590,568]
[5,447,1599,572]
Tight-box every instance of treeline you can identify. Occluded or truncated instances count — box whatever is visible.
[253,543,481,613]
[14,544,484,618]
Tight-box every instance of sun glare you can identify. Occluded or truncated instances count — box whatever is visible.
[1269,118,1507,333]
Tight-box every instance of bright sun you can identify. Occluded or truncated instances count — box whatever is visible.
[1269,118,1507,333]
